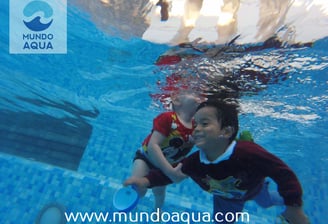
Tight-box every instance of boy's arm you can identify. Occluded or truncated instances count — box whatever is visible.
[243,142,303,206]
[146,162,187,187]
[282,206,310,224]
[260,155,310,223]
[123,170,172,196]
[124,163,188,194]
[242,142,309,223]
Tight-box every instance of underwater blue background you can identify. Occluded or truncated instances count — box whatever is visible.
[0,0,327,223]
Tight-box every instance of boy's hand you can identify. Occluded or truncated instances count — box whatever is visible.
[123,177,150,196]
[167,163,187,183]
[282,206,310,224]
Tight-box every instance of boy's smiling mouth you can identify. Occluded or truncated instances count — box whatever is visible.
[192,134,204,143]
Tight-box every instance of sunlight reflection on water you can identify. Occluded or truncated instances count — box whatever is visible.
[71,0,328,44]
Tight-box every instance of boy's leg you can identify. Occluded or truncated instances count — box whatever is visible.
[253,181,284,208]
[152,186,166,211]
[213,195,245,224]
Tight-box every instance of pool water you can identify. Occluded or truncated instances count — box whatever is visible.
[1,1,328,224]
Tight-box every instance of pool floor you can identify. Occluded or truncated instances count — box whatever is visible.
[0,151,289,224]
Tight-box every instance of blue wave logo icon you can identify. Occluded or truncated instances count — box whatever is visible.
[23,0,53,32]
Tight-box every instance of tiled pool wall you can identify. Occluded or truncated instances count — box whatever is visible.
[0,151,289,224]
[0,108,324,223]
[0,152,211,224]
[0,153,116,224]
[0,107,215,224]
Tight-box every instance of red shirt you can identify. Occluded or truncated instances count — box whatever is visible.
[142,111,194,164]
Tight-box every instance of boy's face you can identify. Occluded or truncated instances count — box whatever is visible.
[192,106,223,150]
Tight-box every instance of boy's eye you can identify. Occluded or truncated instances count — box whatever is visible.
[194,120,209,128]
[201,121,209,126]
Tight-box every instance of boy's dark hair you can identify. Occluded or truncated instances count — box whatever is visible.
[196,99,239,143]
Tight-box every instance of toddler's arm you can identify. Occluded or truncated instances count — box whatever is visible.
[147,131,186,182]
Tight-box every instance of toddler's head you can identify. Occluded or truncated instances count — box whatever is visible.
[171,90,204,113]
